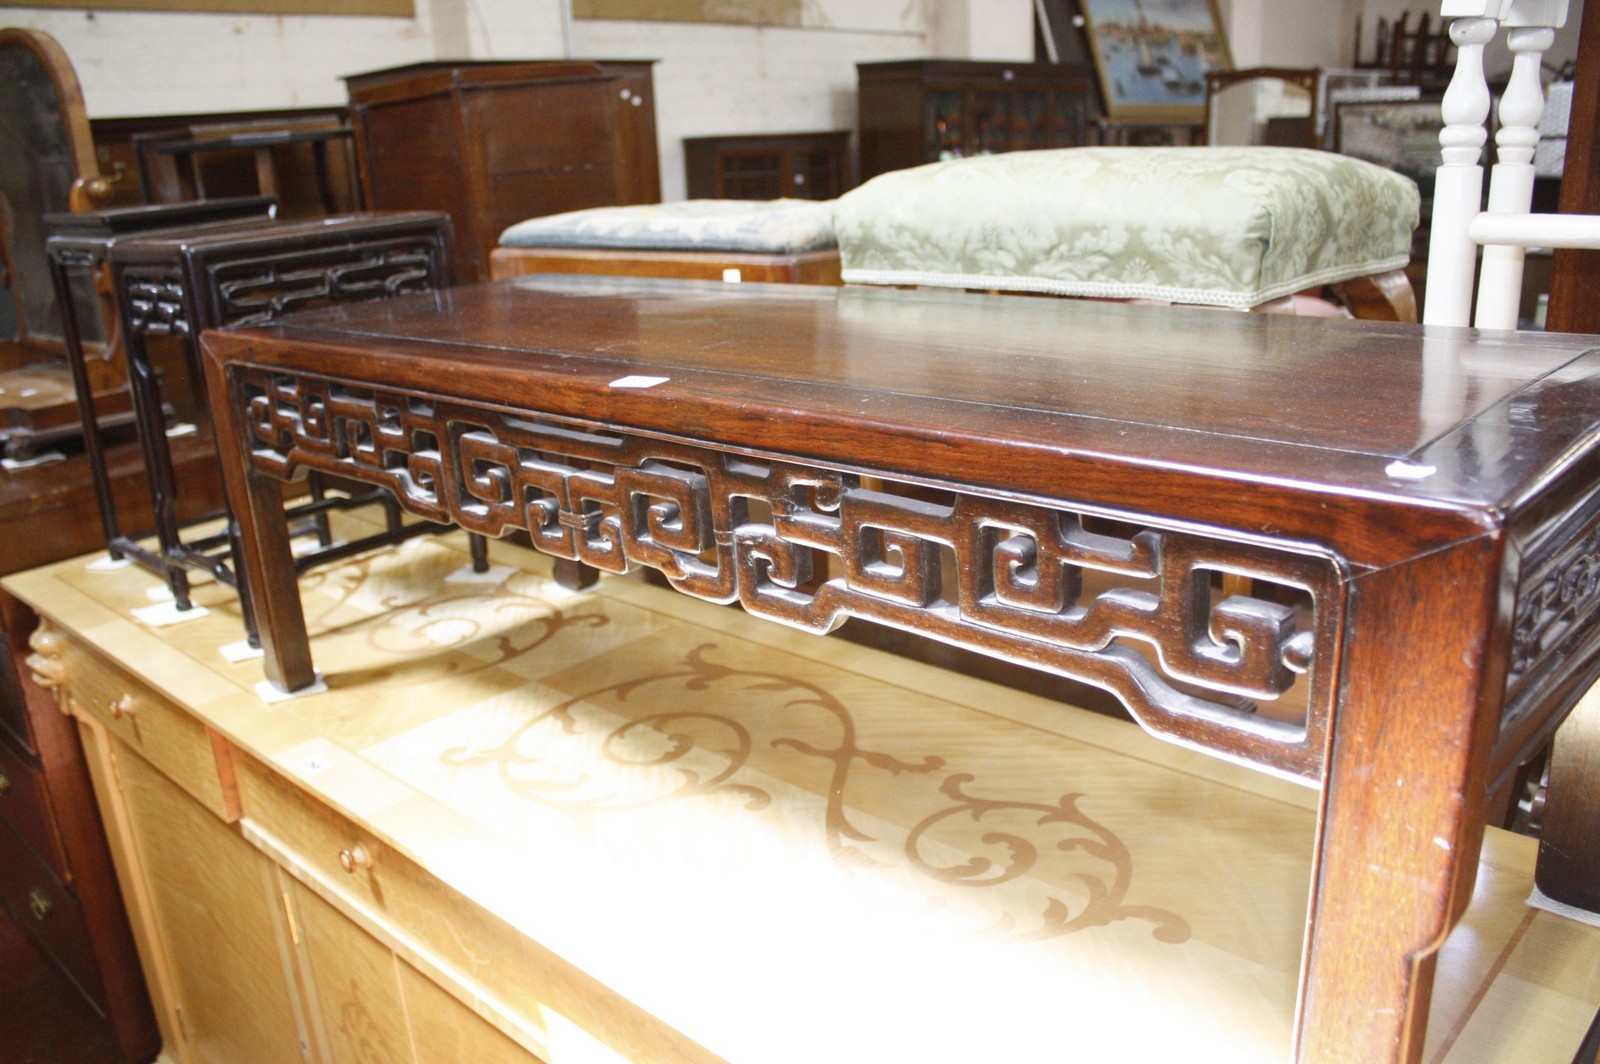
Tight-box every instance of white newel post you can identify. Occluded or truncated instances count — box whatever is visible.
[1475,24,1558,327]
[1425,12,1500,327]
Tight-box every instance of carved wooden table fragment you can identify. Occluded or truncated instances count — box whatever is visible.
[200,276,1600,1064]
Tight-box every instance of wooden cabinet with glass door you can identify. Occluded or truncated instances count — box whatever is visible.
[857,59,1097,181]
[683,131,852,200]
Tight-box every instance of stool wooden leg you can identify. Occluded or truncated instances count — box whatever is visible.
[1337,270,1419,324]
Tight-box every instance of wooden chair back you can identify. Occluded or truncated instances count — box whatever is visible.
[0,27,112,350]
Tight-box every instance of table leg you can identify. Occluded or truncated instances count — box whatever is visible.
[48,255,124,558]
[1296,539,1502,1063]
[119,315,193,610]
[1536,682,1600,911]
[553,558,599,591]
[310,139,339,215]
[201,349,315,693]
[251,147,279,204]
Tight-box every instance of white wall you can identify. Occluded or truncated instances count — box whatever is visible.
[1,0,1034,199]
[14,0,1570,201]
[1224,0,1355,67]
[574,1,941,200]
[0,0,565,116]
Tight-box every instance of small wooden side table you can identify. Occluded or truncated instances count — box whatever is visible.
[52,209,476,640]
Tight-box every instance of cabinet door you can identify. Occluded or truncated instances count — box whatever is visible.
[111,742,308,1064]
[398,960,547,1064]
[282,874,417,1064]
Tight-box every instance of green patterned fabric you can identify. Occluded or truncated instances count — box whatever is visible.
[499,199,837,254]
[833,147,1420,309]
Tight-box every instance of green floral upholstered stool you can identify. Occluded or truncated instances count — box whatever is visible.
[491,199,841,286]
[833,146,1420,321]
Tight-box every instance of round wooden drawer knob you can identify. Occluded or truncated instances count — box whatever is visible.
[0,769,9,797]
[338,844,372,874]
[108,695,136,720]
[28,888,52,922]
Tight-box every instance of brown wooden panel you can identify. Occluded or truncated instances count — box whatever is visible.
[0,814,107,1013]
[474,83,616,177]
[1548,0,1600,335]
[486,166,621,238]
[0,739,71,878]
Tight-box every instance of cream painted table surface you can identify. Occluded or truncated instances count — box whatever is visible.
[8,522,1600,1064]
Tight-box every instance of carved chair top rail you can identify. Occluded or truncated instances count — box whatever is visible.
[200,277,1600,572]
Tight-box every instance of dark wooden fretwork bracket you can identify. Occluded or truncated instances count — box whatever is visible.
[234,366,1345,781]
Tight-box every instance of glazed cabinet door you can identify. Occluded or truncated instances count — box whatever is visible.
[86,728,308,1064]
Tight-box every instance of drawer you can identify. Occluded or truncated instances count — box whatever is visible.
[235,752,692,1064]
[0,817,106,1011]
[59,639,232,821]
[0,739,70,880]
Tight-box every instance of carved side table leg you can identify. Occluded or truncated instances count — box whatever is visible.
[1296,540,1501,1064]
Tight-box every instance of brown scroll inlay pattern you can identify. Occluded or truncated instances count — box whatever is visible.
[442,643,1192,944]
[235,368,1340,779]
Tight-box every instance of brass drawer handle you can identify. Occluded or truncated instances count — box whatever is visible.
[28,887,52,921]
[108,695,136,721]
[338,844,372,874]
[0,769,9,797]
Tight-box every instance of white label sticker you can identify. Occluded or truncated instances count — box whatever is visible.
[610,375,670,389]
[1385,460,1437,481]
[298,755,333,776]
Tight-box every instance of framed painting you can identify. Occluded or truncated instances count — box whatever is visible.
[1079,0,1232,124]
[1332,98,1446,188]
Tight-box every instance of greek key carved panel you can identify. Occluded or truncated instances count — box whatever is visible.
[124,268,190,336]
[235,367,1342,779]
[1507,498,1600,734]
[210,243,439,328]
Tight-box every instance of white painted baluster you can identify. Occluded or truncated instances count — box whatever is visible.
[1424,13,1500,327]
[1476,26,1558,327]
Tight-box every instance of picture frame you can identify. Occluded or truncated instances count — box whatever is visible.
[1078,0,1232,124]
[1332,98,1445,189]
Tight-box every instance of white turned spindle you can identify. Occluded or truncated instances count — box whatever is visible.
[1424,16,1498,327]
[1475,24,1557,328]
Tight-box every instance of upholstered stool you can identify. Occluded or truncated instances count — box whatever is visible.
[491,199,841,285]
[833,146,1421,320]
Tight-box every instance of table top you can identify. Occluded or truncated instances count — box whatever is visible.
[209,275,1600,571]
[152,127,352,153]
[109,209,449,260]
[43,196,277,241]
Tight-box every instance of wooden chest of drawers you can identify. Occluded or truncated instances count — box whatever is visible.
[9,519,1600,1064]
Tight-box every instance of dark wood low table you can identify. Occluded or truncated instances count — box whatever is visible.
[201,276,1600,1064]
[51,207,478,640]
